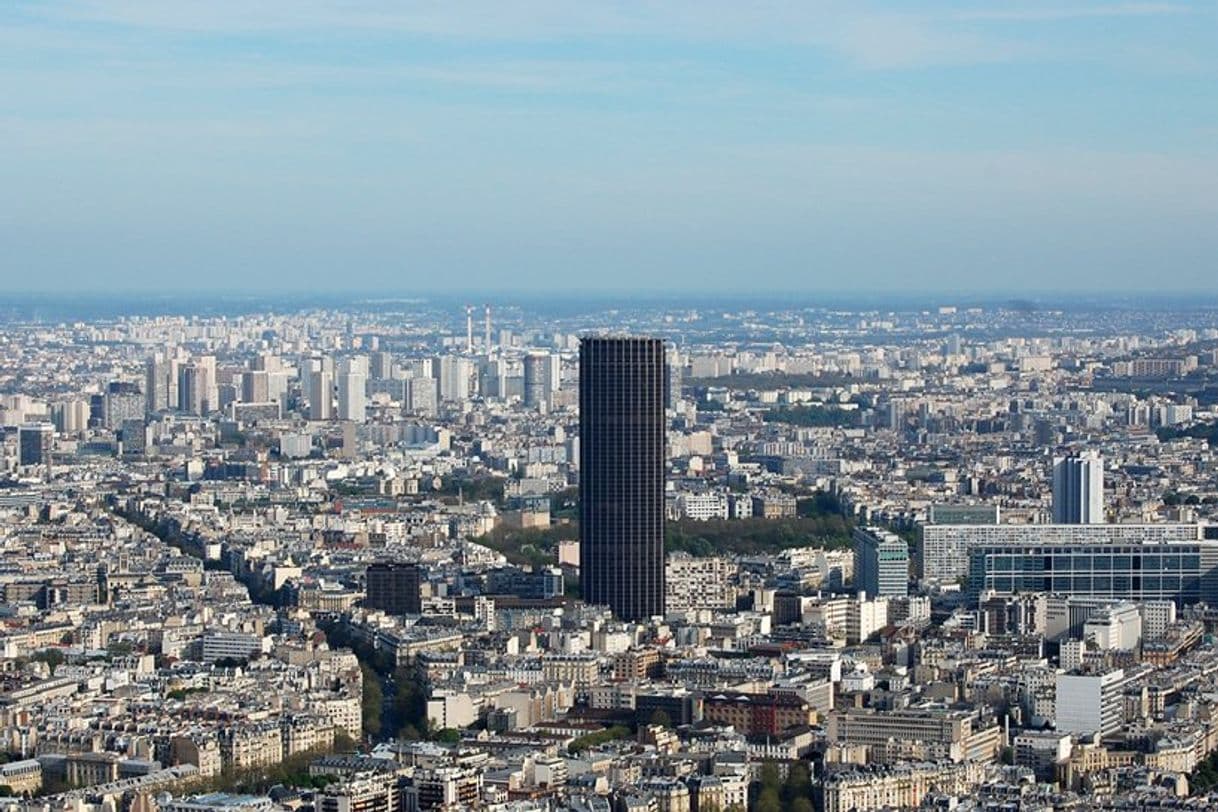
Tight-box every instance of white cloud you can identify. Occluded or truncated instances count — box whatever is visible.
[955,3,1188,23]
[26,1,1029,70]
[826,12,1031,69]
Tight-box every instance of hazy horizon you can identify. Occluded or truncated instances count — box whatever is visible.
[3,1,1216,293]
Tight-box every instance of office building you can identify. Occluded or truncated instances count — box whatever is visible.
[370,351,393,381]
[178,364,204,415]
[18,423,53,467]
[337,372,366,421]
[405,376,438,417]
[145,356,173,413]
[967,534,1218,607]
[121,419,148,455]
[242,371,269,403]
[104,382,145,430]
[1013,731,1072,782]
[280,432,313,459]
[1053,452,1104,524]
[666,555,736,613]
[477,357,504,399]
[1055,669,1126,737]
[666,347,682,410]
[51,399,90,434]
[926,504,1000,525]
[365,562,422,615]
[853,527,909,598]
[151,353,186,414]
[1142,600,1177,641]
[174,355,217,416]
[1083,603,1142,651]
[309,370,334,421]
[920,523,1201,583]
[580,336,667,621]
[337,358,367,422]
[523,352,557,409]
[435,355,473,403]
[201,632,264,663]
[1042,595,1122,642]
[251,352,281,372]
[197,356,219,414]
[826,707,1000,764]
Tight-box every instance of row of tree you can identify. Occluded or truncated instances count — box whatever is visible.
[322,621,437,743]
[763,404,859,428]
[476,508,853,565]
[751,761,813,812]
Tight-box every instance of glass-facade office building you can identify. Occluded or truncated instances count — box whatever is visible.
[579,336,667,621]
[967,540,1218,607]
[922,524,1202,583]
[854,527,910,598]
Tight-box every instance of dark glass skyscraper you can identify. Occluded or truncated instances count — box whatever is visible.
[365,562,422,615]
[579,336,666,621]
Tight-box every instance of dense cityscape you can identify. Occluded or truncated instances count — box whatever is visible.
[0,295,1216,811]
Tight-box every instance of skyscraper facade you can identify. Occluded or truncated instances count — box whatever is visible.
[193,355,218,414]
[1052,452,1104,524]
[338,357,368,422]
[405,376,438,417]
[666,347,682,411]
[365,562,422,615]
[242,370,270,403]
[145,356,173,414]
[966,535,1218,606]
[103,382,146,430]
[309,370,334,421]
[579,336,666,621]
[435,355,473,403]
[853,527,910,598]
[178,364,203,415]
[18,423,53,467]
[523,352,551,409]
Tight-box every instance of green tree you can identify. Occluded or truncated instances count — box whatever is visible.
[568,725,631,754]
[106,640,134,658]
[392,662,429,737]
[332,730,356,752]
[360,664,383,740]
[759,762,781,793]
[755,788,782,812]
[32,649,65,674]
[782,762,811,806]
[763,404,857,428]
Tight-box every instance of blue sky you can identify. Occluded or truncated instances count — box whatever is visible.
[1,1,1215,294]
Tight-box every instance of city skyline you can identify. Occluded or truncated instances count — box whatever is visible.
[0,295,1217,808]
[2,1,1215,294]
[4,3,1218,809]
